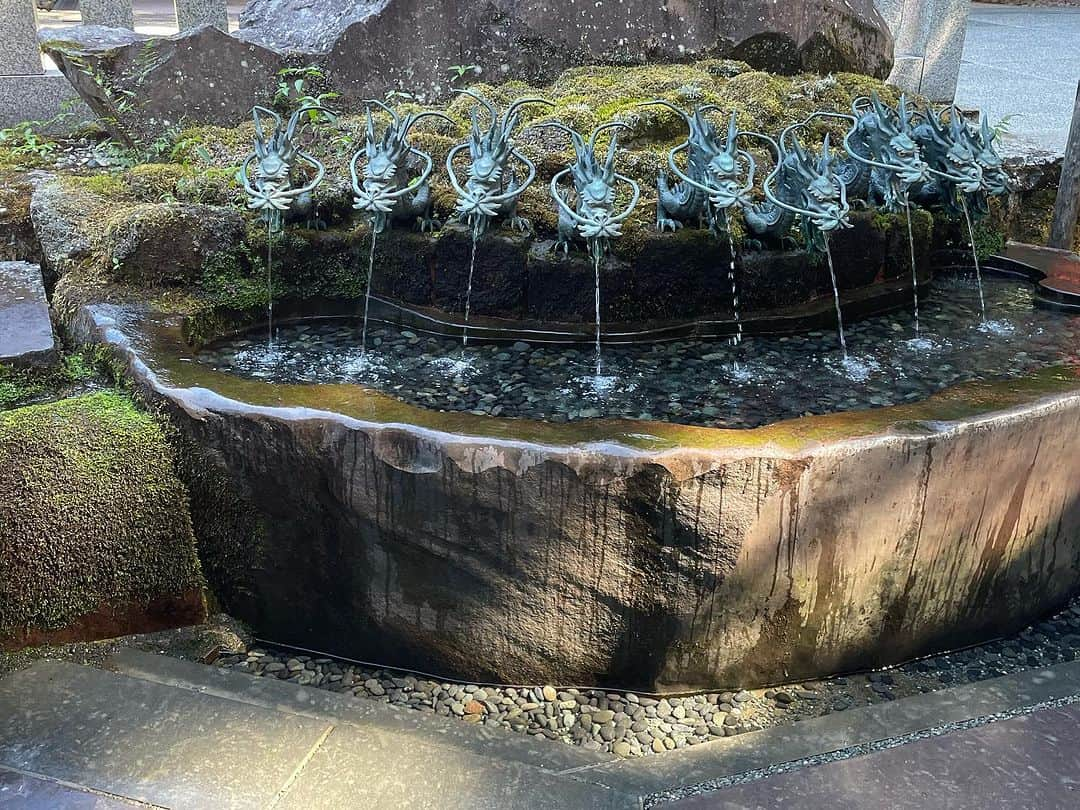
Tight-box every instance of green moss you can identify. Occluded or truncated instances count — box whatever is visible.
[0,392,203,634]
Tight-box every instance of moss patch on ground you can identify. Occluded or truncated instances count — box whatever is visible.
[0,391,204,641]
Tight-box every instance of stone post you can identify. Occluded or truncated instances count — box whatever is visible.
[79,0,135,29]
[174,0,230,32]
[875,0,971,102]
[0,0,44,76]
[0,0,89,130]
[1049,82,1080,251]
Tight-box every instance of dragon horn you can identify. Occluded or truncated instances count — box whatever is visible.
[452,88,498,126]
[503,97,554,132]
[820,133,833,172]
[980,114,994,144]
[637,99,691,126]
[403,110,457,137]
[588,121,630,152]
[251,105,281,143]
[725,111,738,153]
[362,98,401,130]
[365,108,375,141]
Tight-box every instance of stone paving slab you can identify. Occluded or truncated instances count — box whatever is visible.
[0,660,333,809]
[580,658,1080,797]
[955,4,1080,157]
[280,725,638,810]
[0,261,55,367]
[658,701,1080,809]
[109,648,614,776]
[0,766,144,808]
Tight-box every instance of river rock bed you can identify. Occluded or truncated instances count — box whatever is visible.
[210,595,1080,757]
[195,275,1080,428]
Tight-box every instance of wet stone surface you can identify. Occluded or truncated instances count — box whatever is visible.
[195,276,1080,428]
[211,596,1080,758]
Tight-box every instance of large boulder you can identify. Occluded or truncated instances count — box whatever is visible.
[40,25,286,143]
[41,1,891,141]
[257,0,894,103]
[103,203,247,288]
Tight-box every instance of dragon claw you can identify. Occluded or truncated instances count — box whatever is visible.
[417,216,441,233]
[509,216,532,234]
[657,217,682,233]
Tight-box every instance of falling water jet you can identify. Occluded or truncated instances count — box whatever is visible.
[461,227,479,350]
[721,210,743,348]
[358,223,378,361]
[904,202,921,337]
[960,194,988,324]
[592,244,603,378]
[266,217,274,349]
[822,236,848,360]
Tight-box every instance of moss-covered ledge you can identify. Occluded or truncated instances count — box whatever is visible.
[0,391,206,648]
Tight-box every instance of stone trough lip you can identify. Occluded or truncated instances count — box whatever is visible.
[70,261,1080,466]
[60,257,1080,692]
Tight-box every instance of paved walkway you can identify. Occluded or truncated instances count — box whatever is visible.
[660,701,1080,809]
[5,650,1080,808]
[956,3,1080,158]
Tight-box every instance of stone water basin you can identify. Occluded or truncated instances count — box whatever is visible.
[69,267,1080,693]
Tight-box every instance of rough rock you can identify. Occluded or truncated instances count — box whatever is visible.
[40,2,892,140]
[103,203,246,287]
[28,177,93,287]
[0,262,56,367]
[319,0,893,103]
[40,25,286,142]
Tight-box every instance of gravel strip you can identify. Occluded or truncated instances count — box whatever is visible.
[210,595,1080,759]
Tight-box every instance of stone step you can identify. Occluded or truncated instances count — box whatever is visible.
[0,655,639,810]
[0,260,55,367]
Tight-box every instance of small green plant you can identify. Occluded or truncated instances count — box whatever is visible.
[273,65,339,123]
[991,114,1019,138]
[448,64,481,82]
[0,121,57,159]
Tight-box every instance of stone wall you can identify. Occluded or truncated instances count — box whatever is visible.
[69,295,1080,691]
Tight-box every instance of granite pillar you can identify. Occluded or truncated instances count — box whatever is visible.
[0,0,89,130]
[875,0,971,102]
[0,0,43,76]
[79,0,135,29]
[175,0,229,33]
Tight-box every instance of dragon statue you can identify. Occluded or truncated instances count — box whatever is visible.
[745,119,852,249]
[639,102,756,234]
[536,121,641,260]
[445,90,553,237]
[962,115,1009,216]
[349,100,455,234]
[909,106,986,215]
[839,93,930,210]
[238,105,330,232]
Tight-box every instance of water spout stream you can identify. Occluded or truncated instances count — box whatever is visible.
[266,217,274,348]
[823,236,848,359]
[960,195,988,323]
[905,202,921,337]
[722,210,742,346]
[359,225,378,358]
[592,246,602,377]
[462,229,478,348]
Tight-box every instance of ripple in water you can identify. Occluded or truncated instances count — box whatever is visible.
[195,277,1080,429]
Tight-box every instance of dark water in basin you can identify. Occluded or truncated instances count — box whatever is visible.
[195,276,1080,429]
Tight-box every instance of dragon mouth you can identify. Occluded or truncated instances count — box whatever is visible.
[709,181,745,209]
